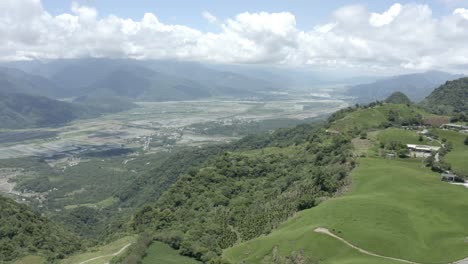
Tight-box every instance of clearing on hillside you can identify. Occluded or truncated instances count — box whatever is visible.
[142,241,201,264]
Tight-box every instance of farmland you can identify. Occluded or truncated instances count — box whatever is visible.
[0,99,346,160]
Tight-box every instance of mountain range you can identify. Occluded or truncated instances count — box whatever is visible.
[346,71,464,103]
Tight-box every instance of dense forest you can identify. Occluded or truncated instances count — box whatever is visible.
[0,196,82,262]
[120,121,354,263]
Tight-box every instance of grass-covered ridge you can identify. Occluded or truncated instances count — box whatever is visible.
[327,102,428,134]
[223,157,468,263]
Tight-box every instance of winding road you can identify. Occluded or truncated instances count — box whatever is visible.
[314,227,468,264]
[78,243,132,264]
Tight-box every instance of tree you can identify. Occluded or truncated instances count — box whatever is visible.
[360,131,367,139]
[465,136,468,146]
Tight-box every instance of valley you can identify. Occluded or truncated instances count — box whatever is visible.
[2,2,468,263]
[0,98,346,160]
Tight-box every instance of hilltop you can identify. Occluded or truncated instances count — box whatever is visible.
[385,92,412,105]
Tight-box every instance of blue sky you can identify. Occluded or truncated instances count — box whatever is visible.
[41,0,460,31]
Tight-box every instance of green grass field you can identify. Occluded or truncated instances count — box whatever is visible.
[60,236,136,264]
[223,158,468,264]
[14,256,45,264]
[433,129,468,176]
[377,128,439,146]
[330,104,429,133]
[142,241,201,264]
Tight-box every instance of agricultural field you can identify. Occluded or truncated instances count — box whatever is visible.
[0,99,346,160]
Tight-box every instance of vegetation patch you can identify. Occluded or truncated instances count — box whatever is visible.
[224,158,468,263]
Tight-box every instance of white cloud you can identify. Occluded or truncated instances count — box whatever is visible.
[202,11,217,24]
[1,0,468,72]
[369,3,402,27]
[454,8,468,19]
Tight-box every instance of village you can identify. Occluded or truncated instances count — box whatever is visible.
[395,122,468,186]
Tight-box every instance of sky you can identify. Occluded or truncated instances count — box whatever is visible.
[1,0,468,73]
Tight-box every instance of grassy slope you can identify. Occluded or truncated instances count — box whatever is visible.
[433,129,468,176]
[223,157,468,264]
[142,241,201,264]
[60,236,136,264]
[330,104,428,133]
[13,256,45,264]
[377,128,440,146]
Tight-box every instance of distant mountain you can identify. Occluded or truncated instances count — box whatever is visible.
[0,196,82,262]
[82,65,213,101]
[0,92,94,129]
[4,59,280,100]
[73,95,138,114]
[0,67,63,98]
[346,71,463,103]
[385,92,412,104]
[420,77,468,114]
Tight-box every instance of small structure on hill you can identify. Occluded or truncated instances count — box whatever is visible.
[406,144,441,158]
[417,129,429,135]
[441,124,468,131]
[441,172,457,182]
[386,153,396,159]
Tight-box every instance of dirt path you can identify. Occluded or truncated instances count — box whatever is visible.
[78,243,132,264]
[314,228,468,264]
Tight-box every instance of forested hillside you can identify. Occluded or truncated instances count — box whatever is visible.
[0,67,62,98]
[0,196,82,262]
[0,92,95,129]
[125,122,355,262]
[421,77,468,114]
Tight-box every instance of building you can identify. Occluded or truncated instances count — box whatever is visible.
[406,144,440,153]
[441,124,468,131]
[406,144,441,158]
[441,172,457,182]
